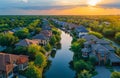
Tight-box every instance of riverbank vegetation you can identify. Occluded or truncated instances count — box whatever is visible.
[70,39,97,78]
[0,15,120,78]
[0,16,62,78]
[53,15,120,57]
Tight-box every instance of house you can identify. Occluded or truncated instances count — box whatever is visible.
[15,39,39,47]
[96,39,110,45]
[82,34,98,41]
[17,55,29,71]
[91,44,110,65]
[42,19,51,30]
[0,53,28,78]
[41,30,52,38]
[81,47,91,58]
[67,23,77,30]
[32,33,48,46]
[103,21,111,25]
[75,26,88,38]
[42,25,51,30]
[81,34,120,66]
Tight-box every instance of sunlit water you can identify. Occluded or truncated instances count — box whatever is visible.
[44,30,75,78]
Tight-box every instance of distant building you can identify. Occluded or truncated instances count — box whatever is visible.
[42,19,51,30]
[75,26,88,38]
[103,21,110,25]
[0,53,29,78]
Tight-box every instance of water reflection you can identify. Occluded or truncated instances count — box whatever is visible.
[44,30,75,78]
[51,50,56,58]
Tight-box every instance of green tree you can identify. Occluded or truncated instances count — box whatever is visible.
[102,28,115,37]
[115,32,120,42]
[52,28,61,35]
[78,70,92,78]
[89,57,97,65]
[34,53,47,68]
[111,72,120,78]
[55,35,61,42]
[50,35,57,46]
[74,60,93,72]
[27,44,41,60]
[116,48,120,56]
[25,63,42,78]
[89,31,103,39]
[0,33,18,46]
[44,43,52,52]
[14,28,29,39]
[71,39,85,53]
[14,46,27,55]
[35,28,41,34]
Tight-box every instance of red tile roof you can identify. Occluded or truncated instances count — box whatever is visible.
[0,53,29,74]
[17,55,29,64]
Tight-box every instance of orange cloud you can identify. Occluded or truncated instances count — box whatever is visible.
[38,6,120,15]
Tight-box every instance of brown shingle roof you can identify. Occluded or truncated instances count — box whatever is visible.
[0,53,28,74]
[41,30,52,37]
[33,33,48,40]
[16,39,39,46]
[17,55,29,64]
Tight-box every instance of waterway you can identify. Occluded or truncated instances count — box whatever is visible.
[44,30,75,78]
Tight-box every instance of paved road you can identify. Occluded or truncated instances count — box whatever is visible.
[93,66,111,78]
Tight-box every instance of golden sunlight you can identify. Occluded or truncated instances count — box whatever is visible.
[87,0,102,6]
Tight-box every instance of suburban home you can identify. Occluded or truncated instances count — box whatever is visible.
[103,21,111,25]
[32,33,48,46]
[17,55,29,71]
[0,53,28,78]
[42,19,51,30]
[41,30,52,38]
[42,25,51,30]
[81,34,120,66]
[52,19,77,30]
[3,31,14,34]
[67,23,77,30]
[75,26,88,38]
[15,39,39,47]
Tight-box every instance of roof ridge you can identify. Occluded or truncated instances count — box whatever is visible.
[25,39,30,46]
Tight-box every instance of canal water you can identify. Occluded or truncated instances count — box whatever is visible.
[44,30,75,78]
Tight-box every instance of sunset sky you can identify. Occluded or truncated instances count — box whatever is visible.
[0,0,120,15]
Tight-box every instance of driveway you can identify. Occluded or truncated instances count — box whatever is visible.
[93,66,111,78]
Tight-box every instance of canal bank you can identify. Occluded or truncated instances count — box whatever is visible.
[44,30,75,78]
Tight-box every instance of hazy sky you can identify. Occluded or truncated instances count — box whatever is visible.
[0,0,120,15]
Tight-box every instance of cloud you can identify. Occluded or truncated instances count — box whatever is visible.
[99,3,120,9]
[15,5,86,11]
[21,0,28,3]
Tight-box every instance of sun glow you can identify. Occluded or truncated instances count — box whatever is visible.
[87,0,102,6]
